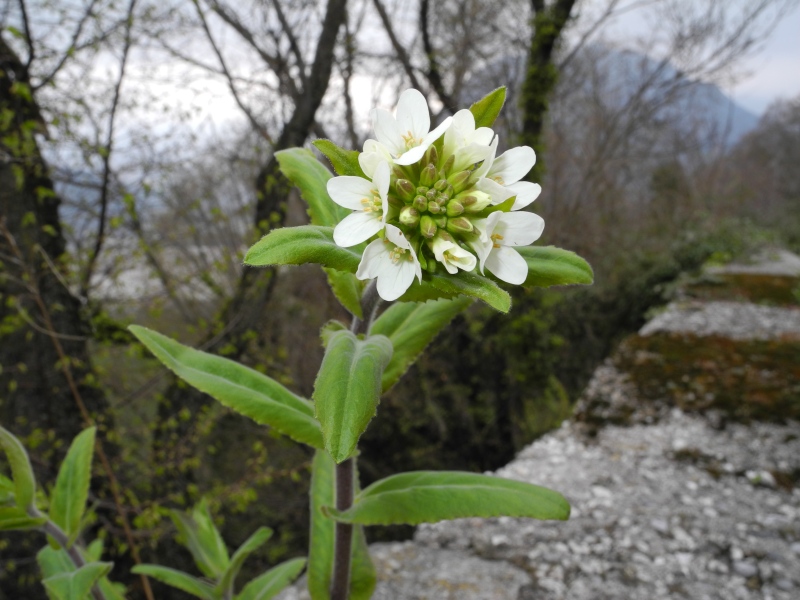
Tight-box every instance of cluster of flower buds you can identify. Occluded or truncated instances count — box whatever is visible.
[327,89,544,301]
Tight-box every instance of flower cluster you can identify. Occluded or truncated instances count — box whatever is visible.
[327,89,544,301]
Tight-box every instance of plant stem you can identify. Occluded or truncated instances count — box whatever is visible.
[330,280,381,599]
[330,458,354,600]
[36,512,106,600]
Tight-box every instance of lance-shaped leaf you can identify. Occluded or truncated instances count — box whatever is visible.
[39,547,126,600]
[0,473,15,504]
[324,471,570,526]
[313,331,393,463]
[324,267,365,318]
[129,326,323,449]
[244,226,362,274]
[399,269,511,313]
[169,499,230,579]
[0,506,46,530]
[0,425,36,510]
[216,527,273,597]
[236,557,307,600]
[307,451,376,600]
[42,562,112,600]
[276,148,348,227]
[469,87,506,128]
[370,297,472,392]
[313,140,366,178]
[131,565,215,600]
[517,246,594,288]
[49,427,95,540]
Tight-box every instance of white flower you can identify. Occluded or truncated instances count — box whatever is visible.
[429,235,477,274]
[474,138,542,210]
[327,161,391,247]
[370,89,452,166]
[358,139,393,179]
[473,211,544,285]
[442,109,495,171]
[356,224,422,301]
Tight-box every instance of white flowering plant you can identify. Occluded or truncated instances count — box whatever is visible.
[0,88,592,600]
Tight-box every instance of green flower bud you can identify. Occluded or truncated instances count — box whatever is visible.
[446,200,464,217]
[420,215,438,238]
[434,215,448,228]
[416,186,429,196]
[420,163,437,187]
[425,144,439,167]
[426,188,437,202]
[395,179,416,202]
[387,195,404,210]
[434,179,448,191]
[442,154,455,174]
[446,216,474,235]
[427,201,441,214]
[437,192,451,204]
[447,170,472,194]
[399,206,420,227]
[392,166,407,180]
[459,190,492,213]
[413,195,428,212]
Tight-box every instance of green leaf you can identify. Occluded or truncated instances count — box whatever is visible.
[400,269,511,313]
[244,226,362,274]
[324,268,364,318]
[49,427,95,540]
[276,148,348,227]
[324,471,570,526]
[313,140,366,178]
[129,326,323,449]
[370,297,472,392]
[236,557,306,600]
[131,565,215,600]
[517,246,594,288]
[0,473,15,504]
[169,499,230,579]
[216,527,273,597]
[313,331,393,463]
[42,562,112,600]
[469,87,506,128]
[320,320,348,348]
[0,425,36,510]
[37,546,75,578]
[0,506,46,530]
[307,451,376,600]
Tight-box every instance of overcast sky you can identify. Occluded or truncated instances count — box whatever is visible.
[722,7,800,115]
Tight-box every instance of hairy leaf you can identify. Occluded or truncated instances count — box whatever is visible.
[313,331,393,463]
[469,87,506,128]
[244,226,361,274]
[169,499,230,579]
[276,148,348,227]
[131,565,215,600]
[517,246,594,288]
[313,140,366,178]
[0,506,46,530]
[370,297,472,392]
[216,527,273,597]
[42,562,113,600]
[324,471,570,525]
[0,425,36,510]
[130,326,323,448]
[49,427,95,540]
[236,557,307,600]
[400,269,511,313]
[324,267,365,318]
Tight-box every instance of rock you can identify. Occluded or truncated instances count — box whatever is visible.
[733,560,759,578]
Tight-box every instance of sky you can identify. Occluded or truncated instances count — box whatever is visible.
[728,7,800,114]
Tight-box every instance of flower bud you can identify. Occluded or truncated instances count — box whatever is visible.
[442,154,455,174]
[420,163,437,187]
[392,166,407,180]
[416,186,429,195]
[399,206,420,227]
[437,192,451,204]
[387,195,404,210]
[427,201,441,214]
[459,191,492,213]
[395,179,416,202]
[426,188,437,202]
[446,200,464,217]
[425,144,439,167]
[434,215,448,228]
[446,216,474,235]
[413,195,428,212]
[447,170,472,194]
[420,215,438,238]
[434,179,448,191]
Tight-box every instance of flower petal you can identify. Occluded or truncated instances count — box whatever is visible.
[473,127,495,146]
[476,177,515,205]
[485,246,529,285]
[359,140,392,178]
[490,146,536,185]
[396,89,430,142]
[422,116,453,146]
[453,142,493,172]
[327,176,375,210]
[371,108,404,155]
[395,144,427,166]
[333,211,384,247]
[376,259,417,301]
[494,211,545,246]
[356,239,391,280]
[473,137,498,179]
[508,182,542,210]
